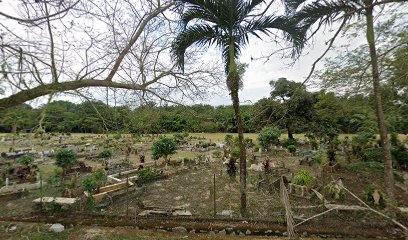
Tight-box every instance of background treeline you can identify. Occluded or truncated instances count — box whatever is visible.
[1,77,406,135]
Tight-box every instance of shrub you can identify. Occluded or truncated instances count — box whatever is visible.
[390,132,400,146]
[224,134,234,147]
[230,147,240,158]
[347,161,384,176]
[287,145,296,154]
[391,145,408,169]
[362,148,383,162]
[138,167,157,182]
[292,170,313,188]
[55,149,78,174]
[19,155,35,166]
[253,146,260,152]
[258,127,282,151]
[99,149,113,159]
[113,133,122,140]
[212,150,222,158]
[82,175,97,193]
[0,152,6,158]
[310,153,323,165]
[324,183,345,201]
[363,184,385,207]
[151,137,177,162]
[284,138,298,147]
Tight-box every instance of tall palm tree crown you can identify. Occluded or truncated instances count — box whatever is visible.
[172,0,304,77]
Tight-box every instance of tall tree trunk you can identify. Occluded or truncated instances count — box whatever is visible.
[227,41,247,217]
[230,90,247,217]
[365,1,394,201]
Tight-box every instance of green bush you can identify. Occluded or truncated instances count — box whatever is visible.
[230,147,240,158]
[19,155,35,166]
[324,183,345,201]
[138,167,157,182]
[212,150,222,158]
[0,152,6,158]
[363,184,385,207]
[287,145,296,154]
[99,149,113,159]
[347,161,384,176]
[258,127,282,151]
[362,148,383,162]
[151,137,177,162]
[284,138,298,147]
[310,153,323,164]
[113,133,122,140]
[55,149,78,173]
[391,145,408,169]
[292,170,313,188]
[82,175,97,193]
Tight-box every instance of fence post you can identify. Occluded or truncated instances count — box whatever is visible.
[213,173,216,217]
[126,174,129,216]
[40,173,43,212]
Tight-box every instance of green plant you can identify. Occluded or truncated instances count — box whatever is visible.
[55,149,78,174]
[212,150,222,158]
[99,149,113,159]
[310,153,323,164]
[230,147,240,158]
[224,134,234,147]
[151,137,177,163]
[390,132,400,146]
[362,148,383,162]
[0,152,6,158]
[82,175,97,193]
[292,170,313,188]
[363,184,385,207]
[19,155,35,166]
[113,133,122,140]
[284,138,298,147]
[324,183,345,201]
[287,145,296,154]
[43,200,64,213]
[93,169,107,192]
[258,127,282,151]
[391,145,408,169]
[347,161,384,177]
[138,167,157,182]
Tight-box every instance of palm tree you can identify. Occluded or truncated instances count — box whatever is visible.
[285,0,408,202]
[172,0,304,216]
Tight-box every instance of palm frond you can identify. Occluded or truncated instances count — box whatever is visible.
[293,1,359,33]
[171,23,224,72]
[241,15,306,57]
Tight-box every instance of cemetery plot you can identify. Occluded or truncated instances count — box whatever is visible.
[0,132,406,239]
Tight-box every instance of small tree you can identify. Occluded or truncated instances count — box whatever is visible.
[55,149,78,175]
[258,127,282,151]
[93,169,107,193]
[82,175,97,193]
[151,137,177,165]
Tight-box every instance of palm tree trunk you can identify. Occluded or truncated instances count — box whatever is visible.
[365,2,394,201]
[228,43,247,217]
[230,90,247,217]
